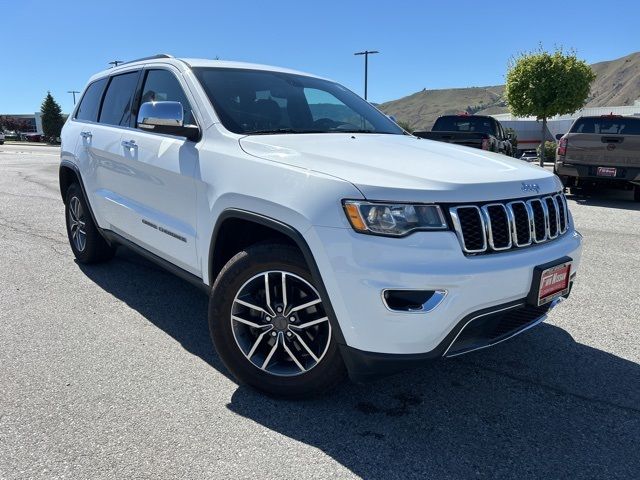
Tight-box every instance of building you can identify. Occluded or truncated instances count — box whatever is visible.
[491,101,640,155]
[0,113,43,134]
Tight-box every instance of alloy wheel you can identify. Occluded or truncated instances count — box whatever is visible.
[231,271,331,377]
[68,196,87,252]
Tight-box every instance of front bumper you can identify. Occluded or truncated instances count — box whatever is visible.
[306,224,582,360]
[340,296,568,382]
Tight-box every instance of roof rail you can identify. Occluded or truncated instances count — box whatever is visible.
[119,54,174,66]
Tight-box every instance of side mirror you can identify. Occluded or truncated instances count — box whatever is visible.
[555,133,563,140]
[137,101,200,141]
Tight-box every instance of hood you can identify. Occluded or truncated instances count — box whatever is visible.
[239,133,561,203]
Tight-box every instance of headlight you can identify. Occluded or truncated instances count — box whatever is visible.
[343,200,448,236]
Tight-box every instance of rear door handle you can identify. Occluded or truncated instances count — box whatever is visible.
[80,131,92,138]
[121,139,137,149]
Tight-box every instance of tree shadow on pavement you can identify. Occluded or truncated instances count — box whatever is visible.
[78,248,640,479]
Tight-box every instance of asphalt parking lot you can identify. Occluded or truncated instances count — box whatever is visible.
[1,144,639,479]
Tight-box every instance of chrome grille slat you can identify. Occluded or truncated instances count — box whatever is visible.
[450,192,569,255]
[481,204,512,250]
[450,206,487,253]
[544,196,560,239]
[506,201,532,247]
[554,193,568,234]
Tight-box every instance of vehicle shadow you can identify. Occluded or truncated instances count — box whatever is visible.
[78,248,640,479]
[566,188,639,211]
[227,326,640,478]
[76,248,232,382]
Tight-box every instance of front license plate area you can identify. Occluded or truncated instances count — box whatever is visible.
[527,257,573,306]
[597,166,617,177]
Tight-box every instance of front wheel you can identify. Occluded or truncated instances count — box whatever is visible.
[209,243,346,398]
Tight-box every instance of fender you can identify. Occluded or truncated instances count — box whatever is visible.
[59,159,101,231]
[209,208,347,346]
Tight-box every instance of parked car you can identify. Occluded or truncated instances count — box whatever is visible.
[555,115,640,201]
[20,132,45,142]
[520,150,538,162]
[414,114,515,156]
[3,130,18,141]
[60,55,582,397]
[0,131,4,145]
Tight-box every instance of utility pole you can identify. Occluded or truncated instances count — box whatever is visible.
[67,90,80,105]
[108,60,124,68]
[354,50,379,100]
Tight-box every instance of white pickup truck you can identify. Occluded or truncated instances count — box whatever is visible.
[59,54,582,397]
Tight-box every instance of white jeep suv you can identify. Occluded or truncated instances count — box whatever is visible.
[60,54,582,397]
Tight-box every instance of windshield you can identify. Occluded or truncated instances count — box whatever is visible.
[570,117,640,135]
[193,67,403,135]
[432,116,495,135]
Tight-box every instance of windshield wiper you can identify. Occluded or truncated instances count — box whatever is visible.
[244,128,323,135]
[330,129,376,134]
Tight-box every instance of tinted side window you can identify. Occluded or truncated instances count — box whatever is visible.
[139,70,195,125]
[75,78,107,122]
[99,72,139,126]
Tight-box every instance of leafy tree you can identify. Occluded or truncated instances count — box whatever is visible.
[537,141,557,161]
[40,92,64,141]
[396,120,414,133]
[0,115,31,135]
[505,47,595,166]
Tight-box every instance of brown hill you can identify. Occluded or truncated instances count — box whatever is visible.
[379,51,640,131]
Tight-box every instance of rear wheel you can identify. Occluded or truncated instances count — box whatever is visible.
[64,183,115,263]
[209,243,346,398]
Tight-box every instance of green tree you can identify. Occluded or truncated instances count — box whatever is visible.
[505,47,595,166]
[396,120,414,133]
[537,141,557,161]
[40,92,64,142]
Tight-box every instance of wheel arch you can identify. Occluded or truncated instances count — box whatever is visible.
[208,209,346,345]
[59,160,101,236]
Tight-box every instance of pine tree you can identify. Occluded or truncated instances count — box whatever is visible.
[40,92,64,142]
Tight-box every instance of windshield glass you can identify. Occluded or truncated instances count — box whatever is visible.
[433,116,495,134]
[570,117,640,135]
[193,67,403,135]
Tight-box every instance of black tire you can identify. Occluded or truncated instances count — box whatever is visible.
[634,186,640,202]
[64,183,115,263]
[209,243,346,398]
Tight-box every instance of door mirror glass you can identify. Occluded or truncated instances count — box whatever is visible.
[137,101,184,128]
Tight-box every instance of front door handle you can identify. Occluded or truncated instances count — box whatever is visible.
[80,131,92,139]
[121,139,137,149]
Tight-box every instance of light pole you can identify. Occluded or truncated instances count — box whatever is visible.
[108,60,124,68]
[67,90,80,105]
[354,50,379,100]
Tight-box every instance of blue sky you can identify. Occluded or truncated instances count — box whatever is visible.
[1,0,638,114]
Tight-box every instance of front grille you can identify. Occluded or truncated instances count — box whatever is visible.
[450,192,569,254]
